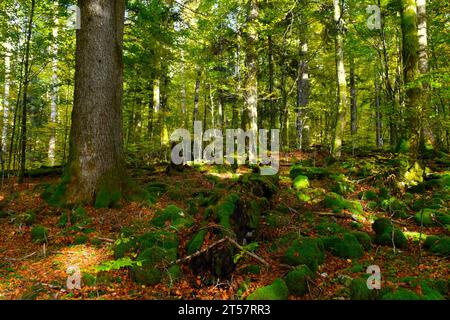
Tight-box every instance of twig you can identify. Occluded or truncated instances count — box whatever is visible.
[225,236,270,268]
[1,251,37,262]
[94,236,115,243]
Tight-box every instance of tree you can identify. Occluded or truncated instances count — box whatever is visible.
[331,0,348,159]
[66,0,126,203]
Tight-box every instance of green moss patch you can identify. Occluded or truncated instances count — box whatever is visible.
[372,218,408,249]
[247,278,289,300]
[285,265,313,296]
[283,238,325,271]
[293,175,310,191]
[186,230,207,255]
[151,205,194,230]
[322,233,364,259]
[31,225,48,243]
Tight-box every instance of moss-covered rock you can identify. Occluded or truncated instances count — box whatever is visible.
[330,174,355,195]
[151,205,194,230]
[290,164,328,180]
[414,208,437,226]
[186,230,207,255]
[360,190,378,201]
[285,265,313,296]
[323,193,363,215]
[424,236,450,256]
[31,225,48,243]
[246,278,289,300]
[73,235,89,245]
[380,197,409,218]
[316,221,346,236]
[293,175,310,191]
[372,218,408,249]
[283,238,325,271]
[94,184,122,209]
[164,265,182,284]
[322,233,364,259]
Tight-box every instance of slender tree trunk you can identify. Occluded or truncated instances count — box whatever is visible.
[48,8,59,166]
[67,0,126,202]
[193,69,201,126]
[297,16,309,151]
[375,72,383,149]
[332,0,348,159]
[2,42,12,154]
[400,0,421,152]
[148,79,154,137]
[18,0,36,183]
[349,57,357,137]
[268,35,275,130]
[243,0,259,137]
[417,0,432,150]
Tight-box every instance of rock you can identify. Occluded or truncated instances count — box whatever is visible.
[372,218,408,249]
[381,288,421,300]
[350,277,377,300]
[150,205,194,229]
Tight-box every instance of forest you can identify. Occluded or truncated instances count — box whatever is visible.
[0,0,448,301]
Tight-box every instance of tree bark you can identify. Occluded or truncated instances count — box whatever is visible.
[331,0,348,159]
[18,0,36,183]
[67,0,126,202]
[48,7,59,166]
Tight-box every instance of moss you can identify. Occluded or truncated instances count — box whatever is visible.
[283,238,325,271]
[73,235,89,245]
[360,190,378,201]
[323,193,363,215]
[290,164,328,180]
[322,233,364,259]
[414,209,437,226]
[215,193,240,231]
[285,265,313,296]
[41,182,68,207]
[351,231,372,250]
[151,205,194,230]
[247,199,262,230]
[378,187,390,199]
[113,237,138,259]
[330,174,355,195]
[366,201,378,210]
[58,207,90,228]
[266,211,290,228]
[94,185,122,209]
[350,278,377,300]
[425,236,450,256]
[293,175,310,190]
[31,225,48,243]
[372,218,408,249]
[186,230,207,255]
[297,192,311,202]
[139,230,179,251]
[380,197,409,218]
[243,265,261,275]
[19,211,36,226]
[82,273,97,286]
[246,278,289,300]
[132,246,177,285]
[397,139,410,154]
[316,221,346,236]
[382,288,421,300]
[164,265,182,284]
[241,174,279,198]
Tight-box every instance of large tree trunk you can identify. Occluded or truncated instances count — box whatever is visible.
[331,0,348,159]
[67,0,126,203]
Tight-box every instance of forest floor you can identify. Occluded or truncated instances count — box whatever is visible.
[0,150,448,300]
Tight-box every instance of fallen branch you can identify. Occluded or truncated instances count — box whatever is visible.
[1,251,37,262]
[225,236,270,268]
[316,212,359,221]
